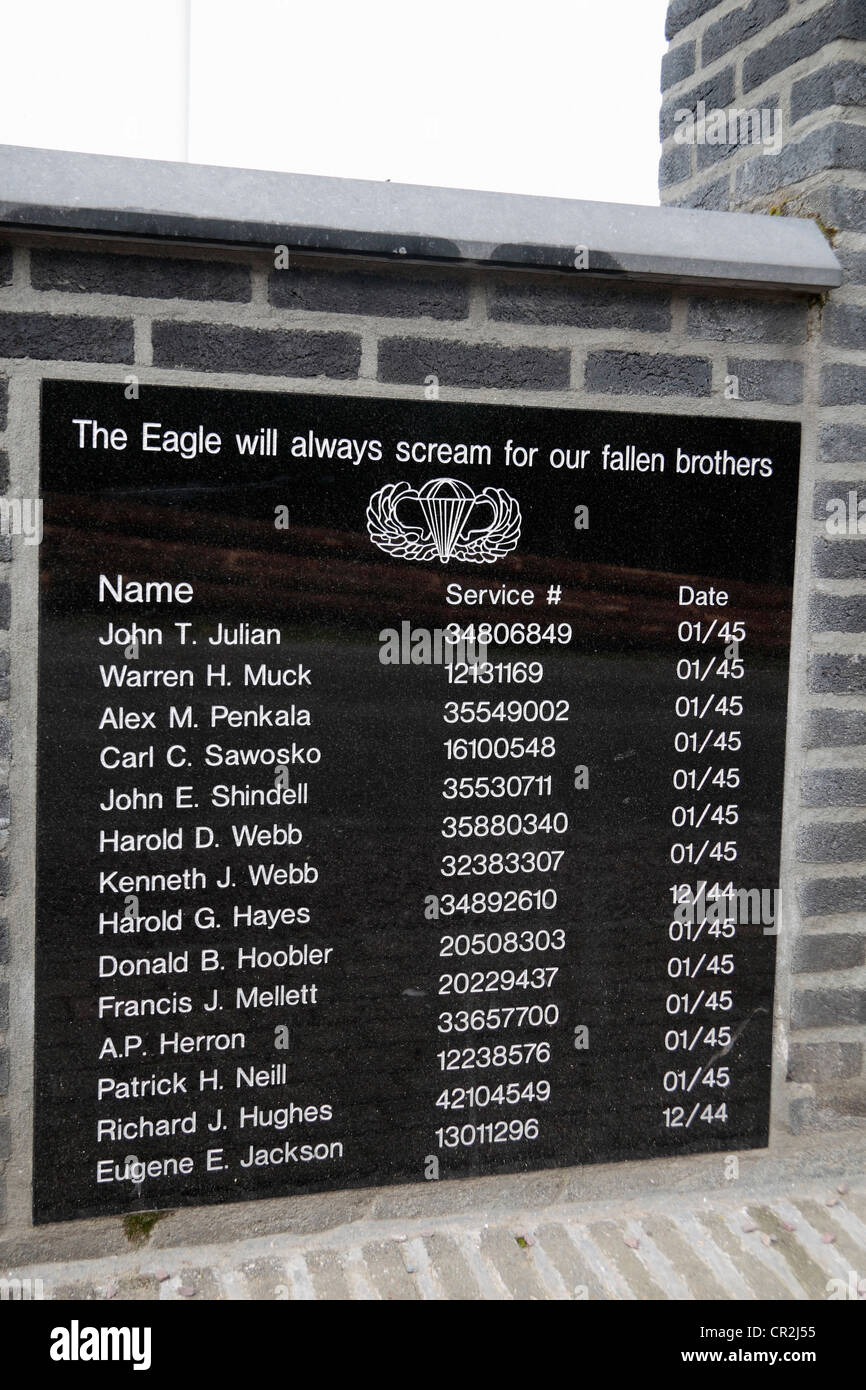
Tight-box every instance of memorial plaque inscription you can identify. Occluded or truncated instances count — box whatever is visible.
[34,380,799,1222]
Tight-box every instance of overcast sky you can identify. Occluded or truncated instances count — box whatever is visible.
[0,0,669,206]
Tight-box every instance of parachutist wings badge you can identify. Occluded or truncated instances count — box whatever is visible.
[366,477,521,564]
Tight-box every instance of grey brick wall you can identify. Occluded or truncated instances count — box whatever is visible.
[0,336,7,1228]
[376,336,571,390]
[0,311,133,363]
[152,320,361,378]
[584,349,711,395]
[0,214,837,1231]
[268,265,469,321]
[660,0,866,212]
[663,0,866,1135]
[31,248,252,303]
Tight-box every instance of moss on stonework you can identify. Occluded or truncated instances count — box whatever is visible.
[123,1211,168,1245]
[767,199,839,247]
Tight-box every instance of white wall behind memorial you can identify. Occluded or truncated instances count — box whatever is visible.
[0,0,668,205]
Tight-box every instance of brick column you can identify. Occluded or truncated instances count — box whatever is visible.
[0,242,11,1218]
[662,0,866,1131]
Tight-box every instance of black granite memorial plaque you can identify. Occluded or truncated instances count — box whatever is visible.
[34,379,799,1222]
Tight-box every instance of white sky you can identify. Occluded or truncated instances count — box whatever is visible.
[0,0,669,206]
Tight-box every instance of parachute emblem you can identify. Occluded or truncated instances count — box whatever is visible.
[366,477,521,564]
